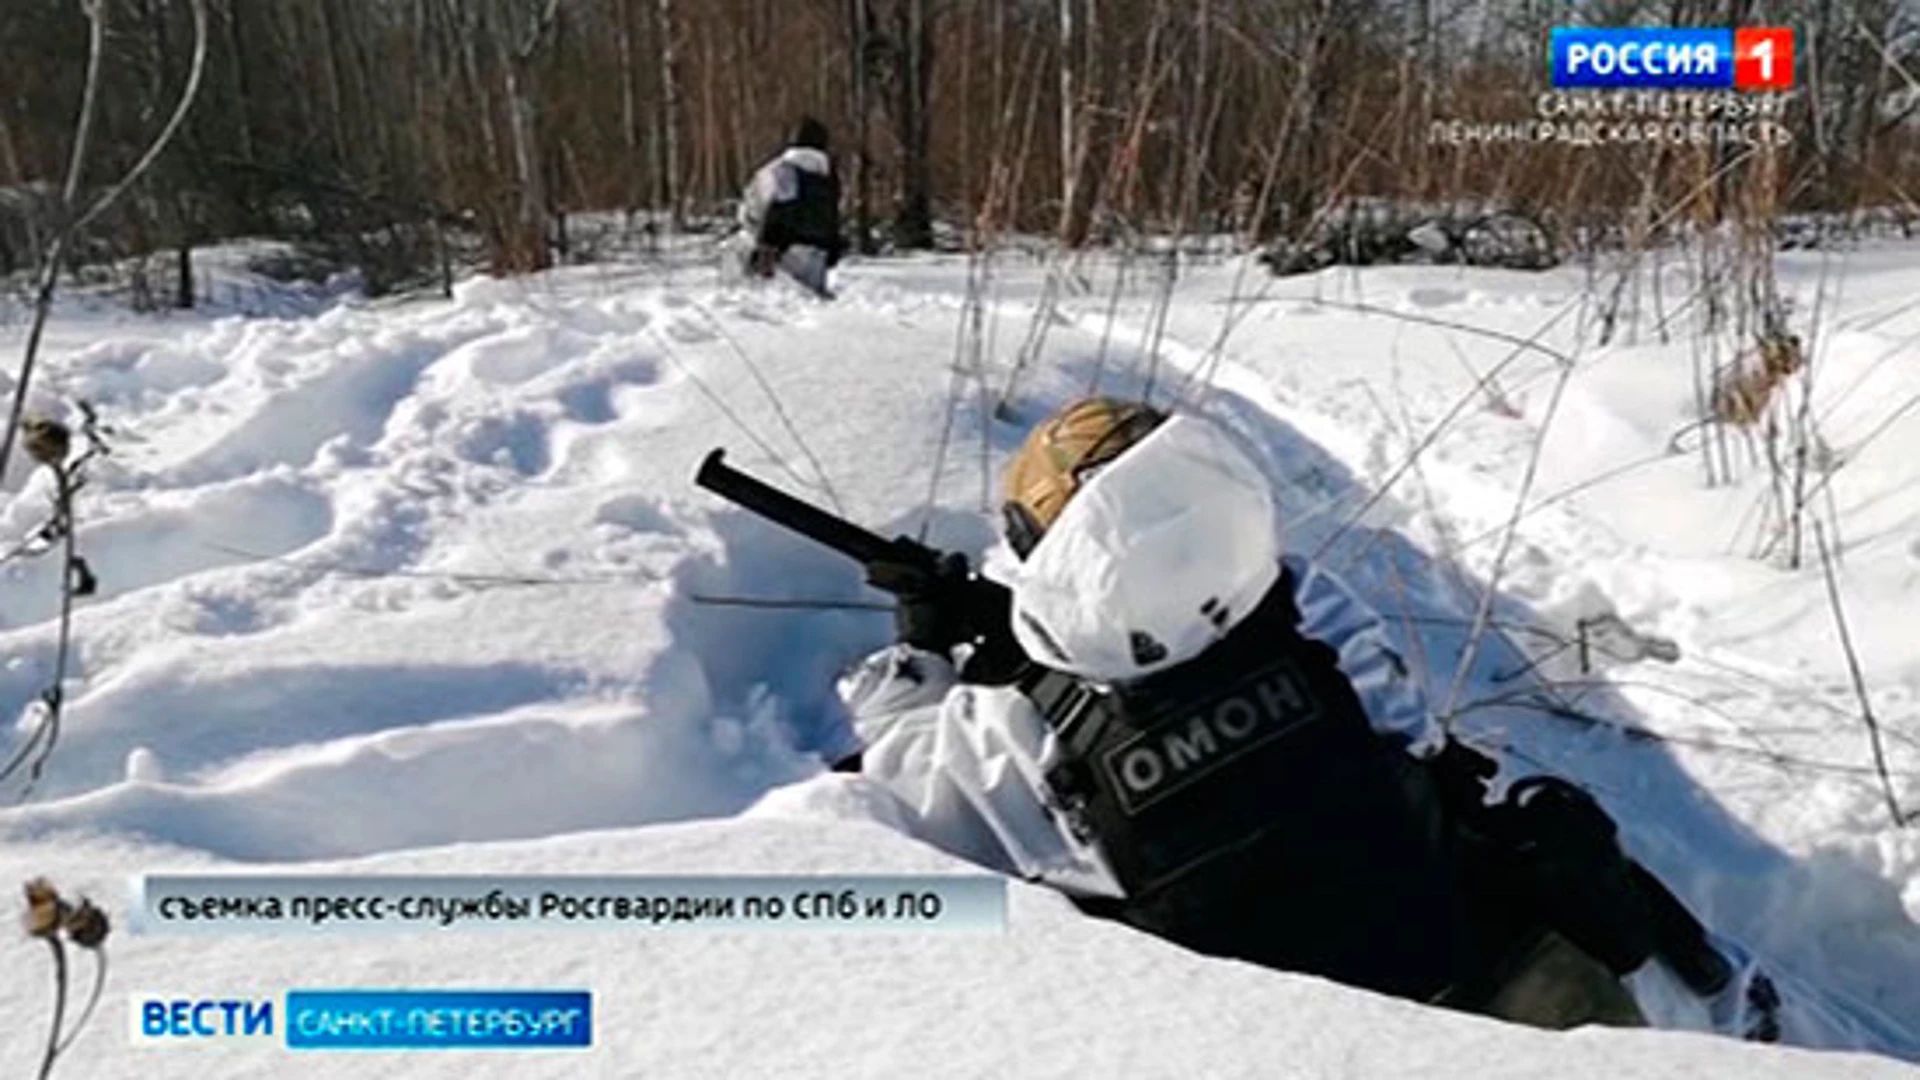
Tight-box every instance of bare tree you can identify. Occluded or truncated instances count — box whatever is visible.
[654,0,684,225]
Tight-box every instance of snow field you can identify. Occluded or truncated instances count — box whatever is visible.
[0,240,1914,1074]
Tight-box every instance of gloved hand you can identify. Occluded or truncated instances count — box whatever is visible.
[1476,776,1656,977]
[1427,736,1500,818]
[867,552,979,655]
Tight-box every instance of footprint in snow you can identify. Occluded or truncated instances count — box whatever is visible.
[594,493,677,535]
[556,381,617,424]
[1406,286,1470,309]
[664,318,715,344]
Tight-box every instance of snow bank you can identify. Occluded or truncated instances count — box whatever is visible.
[0,240,1914,1072]
[0,802,1911,1079]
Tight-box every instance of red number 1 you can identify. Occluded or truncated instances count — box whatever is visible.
[1734,28,1794,91]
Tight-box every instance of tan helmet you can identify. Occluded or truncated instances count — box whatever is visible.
[1002,397,1167,557]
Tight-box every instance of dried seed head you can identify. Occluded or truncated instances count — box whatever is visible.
[22,417,72,469]
[23,878,66,939]
[63,897,109,949]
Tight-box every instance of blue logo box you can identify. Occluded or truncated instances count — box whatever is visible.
[285,990,591,1049]
[1551,28,1734,89]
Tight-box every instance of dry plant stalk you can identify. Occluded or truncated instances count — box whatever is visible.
[21,878,112,1080]
[2,0,208,486]
[1711,331,1807,426]
[1810,520,1908,830]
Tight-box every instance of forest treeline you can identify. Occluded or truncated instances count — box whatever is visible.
[0,0,1915,289]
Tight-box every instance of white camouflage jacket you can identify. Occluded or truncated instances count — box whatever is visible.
[829,414,1444,900]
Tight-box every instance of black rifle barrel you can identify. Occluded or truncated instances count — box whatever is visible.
[694,449,906,567]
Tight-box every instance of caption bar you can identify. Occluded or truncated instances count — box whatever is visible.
[132,873,1006,935]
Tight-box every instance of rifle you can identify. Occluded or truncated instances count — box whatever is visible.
[693,449,1028,682]
[694,449,949,578]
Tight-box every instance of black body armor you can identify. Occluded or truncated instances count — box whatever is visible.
[1021,569,1484,1002]
[762,166,842,257]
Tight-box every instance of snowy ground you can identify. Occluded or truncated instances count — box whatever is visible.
[0,238,1916,1076]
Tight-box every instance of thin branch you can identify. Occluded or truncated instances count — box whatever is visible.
[1811,517,1907,827]
[1442,349,1579,718]
[17,464,83,800]
[53,949,106,1056]
[1312,298,1583,564]
[199,540,660,590]
[682,299,847,515]
[35,937,66,1080]
[1448,686,1920,784]
[515,0,565,61]
[642,326,820,496]
[0,0,210,486]
[58,0,110,208]
[5,1,109,490]
[687,593,891,611]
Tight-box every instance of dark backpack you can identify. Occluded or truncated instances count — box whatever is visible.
[763,166,842,258]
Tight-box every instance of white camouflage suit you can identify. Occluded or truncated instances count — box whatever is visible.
[818,412,1904,1051]
[735,146,836,297]
[825,414,1444,900]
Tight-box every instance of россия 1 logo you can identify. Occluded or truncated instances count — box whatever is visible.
[1551,28,1793,91]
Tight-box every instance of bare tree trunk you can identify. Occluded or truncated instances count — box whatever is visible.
[446,1,503,175]
[317,0,353,163]
[1059,0,1074,227]
[175,242,193,309]
[502,63,544,266]
[700,25,716,210]
[0,112,22,187]
[653,0,683,224]
[848,0,874,253]
[618,0,642,210]
[498,0,561,272]
[893,0,933,249]
[221,0,256,163]
[1850,0,1894,208]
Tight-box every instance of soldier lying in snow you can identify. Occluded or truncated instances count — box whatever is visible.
[823,397,1766,1033]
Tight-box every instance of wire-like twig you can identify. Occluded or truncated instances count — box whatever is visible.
[36,937,66,1080]
[1,0,209,486]
[53,949,105,1056]
[1448,686,1920,784]
[682,299,847,515]
[1443,345,1581,717]
[643,325,820,496]
[199,540,661,590]
[0,445,97,800]
[687,593,891,611]
[5,4,107,493]
[1312,298,1583,564]
[1811,517,1907,827]
[24,464,82,798]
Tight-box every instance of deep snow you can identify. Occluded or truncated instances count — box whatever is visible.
[0,237,1915,1076]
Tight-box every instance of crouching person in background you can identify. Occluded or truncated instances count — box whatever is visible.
[737,116,844,299]
[828,397,1757,1034]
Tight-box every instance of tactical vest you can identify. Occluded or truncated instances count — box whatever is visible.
[1020,569,1481,1001]
[764,167,841,252]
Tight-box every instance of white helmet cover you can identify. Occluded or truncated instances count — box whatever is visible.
[1007,413,1281,681]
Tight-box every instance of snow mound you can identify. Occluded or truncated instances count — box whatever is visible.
[0,800,1911,1079]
